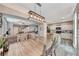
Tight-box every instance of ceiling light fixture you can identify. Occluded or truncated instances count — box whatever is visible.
[36,3,41,7]
[28,11,45,22]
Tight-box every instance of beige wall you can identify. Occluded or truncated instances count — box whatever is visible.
[50,21,72,30]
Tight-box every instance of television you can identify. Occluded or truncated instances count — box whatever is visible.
[56,27,61,30]
[56,27,61,34]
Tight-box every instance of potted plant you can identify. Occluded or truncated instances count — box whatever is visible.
[0,37,5,55]
[0,38,5,48]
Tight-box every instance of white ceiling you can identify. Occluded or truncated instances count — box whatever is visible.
[6,17,37,25]
[15,3,76,24]
[1,3,76,24]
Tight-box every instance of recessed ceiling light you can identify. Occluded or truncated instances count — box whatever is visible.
[30,15,33,17]
[62,17,65,19]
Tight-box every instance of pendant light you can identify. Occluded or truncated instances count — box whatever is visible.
[28,3,45,22]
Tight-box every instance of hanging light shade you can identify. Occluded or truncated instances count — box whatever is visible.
[28,11,45,22]
[36,3,41,7]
